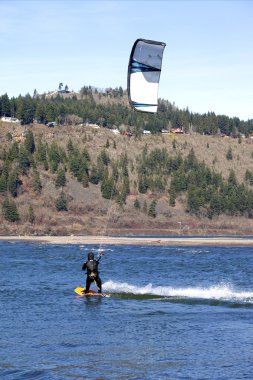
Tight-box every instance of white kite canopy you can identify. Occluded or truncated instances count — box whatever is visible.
[127,38,166,113]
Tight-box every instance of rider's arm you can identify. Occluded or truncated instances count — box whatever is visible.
[97,252,104,262]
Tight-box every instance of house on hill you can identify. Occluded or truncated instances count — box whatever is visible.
[47,121,57,128]
[171,128,184,134]
[1,116,20,123]
[111,129,120,135]
[58,89,71,94]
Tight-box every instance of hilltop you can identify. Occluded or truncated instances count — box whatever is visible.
[1,85,252,136]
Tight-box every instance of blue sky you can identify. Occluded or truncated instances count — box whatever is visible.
[0,0,252,120]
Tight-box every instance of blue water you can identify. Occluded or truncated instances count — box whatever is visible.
[1,242,253,379]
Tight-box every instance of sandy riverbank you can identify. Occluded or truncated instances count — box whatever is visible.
[1,235,253,246]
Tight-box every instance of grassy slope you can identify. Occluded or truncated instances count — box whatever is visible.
[1,120,253,236]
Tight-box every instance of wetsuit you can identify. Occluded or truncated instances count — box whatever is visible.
[82,257,102,293]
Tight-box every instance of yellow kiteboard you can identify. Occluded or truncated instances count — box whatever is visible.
[74,287,110,298]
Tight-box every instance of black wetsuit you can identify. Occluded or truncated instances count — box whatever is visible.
[82,258,102,293]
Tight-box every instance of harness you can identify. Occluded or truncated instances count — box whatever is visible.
[86,260,98,279]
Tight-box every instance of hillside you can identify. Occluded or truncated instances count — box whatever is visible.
[1,119,253,236]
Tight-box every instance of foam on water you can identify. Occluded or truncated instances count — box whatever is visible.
[103,280,253,304]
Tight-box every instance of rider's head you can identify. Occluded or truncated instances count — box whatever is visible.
[88,252,94,260]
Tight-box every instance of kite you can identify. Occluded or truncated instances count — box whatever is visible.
[127,38,166,113]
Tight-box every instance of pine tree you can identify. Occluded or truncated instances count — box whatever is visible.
[15,95,24,121]
[228,169,237,188]
[169,185,176,207]
[50,160,58,173]
[55,192,68,211]
[82,147,90,162]
[245,170,253,186]
[98,149,110,166]
[122,176,130,196]
[36,141,47,163]
[101,176,115,199]
[2,198,20,222]
[35,100,46,124]
[187,186,205,214]
[7,142,19,161]
[67,139,75,154]
[186,148,198,170]
[116,191,125,206]
[120,153,128,174]
[69,151,80,177]
[148,200,157,218]
[5,132,12,141]
[28,205,35,223]
[209,192,223,218]
[134,198,141,209]
[226,147,233,160]
[45,102,57,123]
[7,170,19,197]
[55,168,66,188]
[105,138,110,148]
[22,95,35,125]
[171,167,187,192]
[138,175,148,193]
[112,164,119,182]
[24,130,35,154]
[19,145,31,174]
[32,170,42,194]
[76,157,89,183]
[0,173,8,193]
[89,165,100,184]
[48,141,62,172]
[43,160,49,171]
[1,93,11,116]
[81,171,89,187]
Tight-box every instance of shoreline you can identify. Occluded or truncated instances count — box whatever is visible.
[1,235,253,246]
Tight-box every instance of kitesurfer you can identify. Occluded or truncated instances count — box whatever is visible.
[82,252,102,294]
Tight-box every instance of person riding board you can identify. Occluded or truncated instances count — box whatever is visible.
[82,252,103,294]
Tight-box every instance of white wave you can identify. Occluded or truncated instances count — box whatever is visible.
[103,280,253,303]
[79,246,114,252]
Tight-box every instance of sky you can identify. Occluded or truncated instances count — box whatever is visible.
[0,0,252,121]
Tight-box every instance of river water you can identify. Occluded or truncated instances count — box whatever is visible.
[1,241,253,379]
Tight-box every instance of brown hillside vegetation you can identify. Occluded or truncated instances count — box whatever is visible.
[1,120,253,236]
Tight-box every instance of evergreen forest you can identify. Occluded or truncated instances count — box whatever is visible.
[0,85,252,136]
